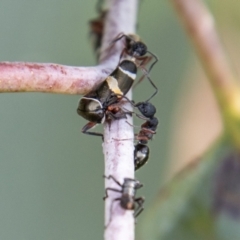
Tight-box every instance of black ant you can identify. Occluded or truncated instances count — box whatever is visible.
[112,33,158,74]
[133,101,159,144]
[133,101,159,170]
[111,33,159,102]
[103,175,144,228]
[89,6,107,60]
[134,143,149,171]
[88,0,110,60]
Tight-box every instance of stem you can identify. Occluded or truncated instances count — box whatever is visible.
[0,8,127,95]
[0,62,110,94]
[171,0,240,147]
[101,0,137,239]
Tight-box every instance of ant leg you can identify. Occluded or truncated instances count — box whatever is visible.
[144,75,158,102]
[136,51,158,74]
[106,110,129,121]
[108,106,147,125]
[147,50,158,73]
[134,197,145,218]
[133,75,145,90]
[107,33,126,55]
[124,102,151,120]
[138,70,158,102]
[134,56,158,101]
[100,33,127,63]
[103,188,122,200]
[120,95,135,107]
[111,33,127,44]
[81,122,103,139]
[125,121,141,129]
[103,175,122,187]
[138,56,153,70]
[118,95,146,117]
[118,49,126,64]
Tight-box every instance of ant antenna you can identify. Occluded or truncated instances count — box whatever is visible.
[145,75,158,102]
[147,50,158,73]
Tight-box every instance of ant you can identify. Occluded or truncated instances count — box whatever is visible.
[134,143,149,171]
[89,0,107,60]
[112,33,158,75]
[134,101,159,143]
[111,33,159,102]
[103,175,145,228]
[133,101,159,170]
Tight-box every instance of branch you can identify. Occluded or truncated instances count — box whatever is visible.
[0,2,126,95]
[0,62,111,94]
[101,0,137,240]
[170,0,240,146]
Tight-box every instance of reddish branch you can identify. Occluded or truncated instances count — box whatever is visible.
[0,62,110,94]
[0,0,128,95]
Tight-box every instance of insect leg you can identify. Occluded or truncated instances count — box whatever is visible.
[81,122,103,139]
[134,197,145,218]
[103,175,122,187]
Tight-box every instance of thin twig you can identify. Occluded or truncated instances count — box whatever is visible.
[101,0,137,240]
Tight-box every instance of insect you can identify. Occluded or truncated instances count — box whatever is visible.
[112,33,158,74]
[103,175,145,228]
[135,101,156,119]
[77,59,137,137]
[134,143,149,171]
[89,7,107,60]
[133,101,158,170]
[134,101,158,142]
[136,116,159,143]
[111,33,159,102]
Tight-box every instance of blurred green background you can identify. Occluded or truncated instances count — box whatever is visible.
[0,1,239,240]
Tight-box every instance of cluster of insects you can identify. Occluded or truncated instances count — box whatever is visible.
[78,8,159,228]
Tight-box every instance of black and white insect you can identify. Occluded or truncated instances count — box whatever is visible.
[103,175,145,228]
[77,59,137,137]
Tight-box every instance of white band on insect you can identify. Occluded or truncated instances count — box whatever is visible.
[119,67,136,80]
